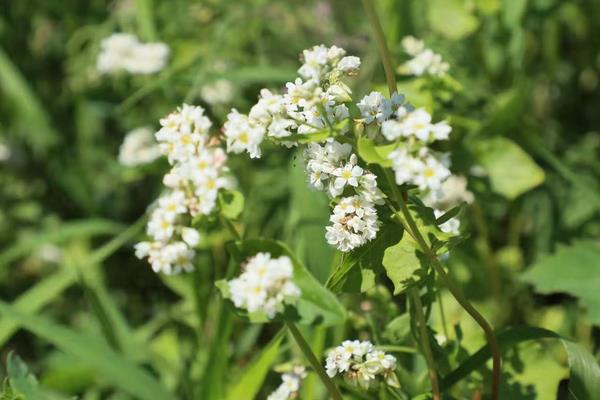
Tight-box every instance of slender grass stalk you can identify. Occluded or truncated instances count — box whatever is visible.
[375,345,417,354]
[409,287,441,400]
[360,1,502,396]
[285,321,343,400]
[361,0,397,95]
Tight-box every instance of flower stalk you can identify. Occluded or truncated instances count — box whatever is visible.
[361,2,502,399]
[285,321,344,400]
[409,287,441,400]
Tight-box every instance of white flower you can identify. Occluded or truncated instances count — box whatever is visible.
[400,36,448,77]
[425,175,474,209]
[147,209,175,241]
[357,91,392,124]
[401,36,425,56]
[325,340,398,389]
[97,33,169,75]
[118,127,161,167]
[223,110,265,158]
[181,227,201,247]
[227,253,300,319]
[332,155,363,191]
[200,79,235,105]
[338,56,361,74]
[412,153,451,192]
[402,108,433,142]
[267,366,306,400]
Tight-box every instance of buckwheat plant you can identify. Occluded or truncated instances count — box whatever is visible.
[132,2,502,399]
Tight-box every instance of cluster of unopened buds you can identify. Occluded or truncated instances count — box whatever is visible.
[398,35,449,77]
[325,340,399,390]
[267,366,307,400]
[135,104,230,274]
[97,33,169,75]
[227,253,301,319]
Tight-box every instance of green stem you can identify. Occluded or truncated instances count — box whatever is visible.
[361,0,397,95]
[409,288,441,400]
[395,191,501,400]
[219,214,242,241]
[285,321,343,400]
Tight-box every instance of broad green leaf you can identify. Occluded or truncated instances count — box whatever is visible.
[522,241,600,325]
[219,190,245,220]
[473,137,545,199]
[7,353,43,400]
[222,239,346,326]
[382,233,423,294]
[357,137,395,167]
[440,326,600,398]
[225,330,284,400]
[0,302,176,400]
[500,341,567,399]
[427,0,479,39]
[326,225,401,294]
[562,340,600,399]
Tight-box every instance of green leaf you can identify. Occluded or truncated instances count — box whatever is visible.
[0,302,176,400]
[428,0,479,39]
[357,137,396,167]
[7,353,43,400]
[225,330,284,400]
[0,219,123,267]
[382,233,423,294]
[0,47,59,155]
[219,190,245,220]
[440,326,560,390]
[440,326,600,398]
[223,239,346,326]
[562,340,600,399]
[473,137,545,200]
[522,241,600,326]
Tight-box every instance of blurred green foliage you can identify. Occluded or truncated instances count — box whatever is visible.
[1,0,599,399]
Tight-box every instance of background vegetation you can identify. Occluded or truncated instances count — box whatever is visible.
[1,0,599,399]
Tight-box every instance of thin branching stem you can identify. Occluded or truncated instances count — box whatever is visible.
[409,287,441,400]
[285,321,343,400]
[361,1,503,394]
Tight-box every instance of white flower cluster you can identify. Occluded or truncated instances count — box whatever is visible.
[223,45,359,158]
[267,366,307,400]
[118,127,161,167]
[356,90,453,195]
[135,105,229,274]
[97,33,169,75]
[325,196,379,253]
[399,36,449,77]
[228,253,301,319]
[325,340,399,390]
[303,140,384,252]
